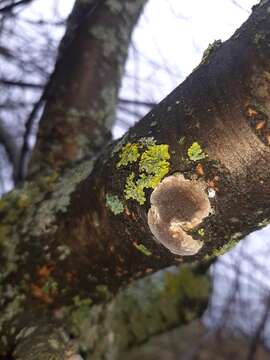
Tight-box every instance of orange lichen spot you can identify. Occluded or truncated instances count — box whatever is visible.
[207,178,219,191]
[196,163,205,176]
[255,120,266,130]
[30,284,53,304]
[246,107,258,117]
[63,142,78,161]
[207,180,215,188]
[66,272,76,283]
[37,264,54,278]
[124,206,131,216]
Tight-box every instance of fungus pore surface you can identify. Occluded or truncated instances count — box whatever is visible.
[147,174,211,256]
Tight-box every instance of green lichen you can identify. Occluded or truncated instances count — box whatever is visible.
[17,194,30,209]
[105,194,124,215]
[90,26,118,57]
[205,232,243,260]
[95,284,111,300]
[187,142,207,161]
[42,276,58,295]
[73,295,92,308]
[123,144,170,205]
[133,243,152,256]
[69,296,93,335]
[200,40,222,65]
[100,86,118,129]
[125,173,166,204]
[178,136,186,145]
[116,143,140,168]
[139,144,170,178]
[211,239,238,257]
[124,173,146,205]
[257,218,270,228]
[197,228,205,237]
[164,266,209,301]
[56,245,71,261]
[254,33,264,45]
[68,265,209,358]
[0,290,26,336]
[138,137,156,147]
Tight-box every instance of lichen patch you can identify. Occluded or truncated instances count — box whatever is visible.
[187,142,207,161]
[105,194,124,215]
[116,139,170,205]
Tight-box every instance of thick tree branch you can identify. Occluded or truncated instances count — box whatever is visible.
[1,0,270,357]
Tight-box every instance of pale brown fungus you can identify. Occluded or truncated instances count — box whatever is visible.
[147,174,211,256]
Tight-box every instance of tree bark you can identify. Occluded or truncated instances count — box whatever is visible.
[1,0,270,358]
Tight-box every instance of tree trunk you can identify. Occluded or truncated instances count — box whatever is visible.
[0,0,270,358]
[25,0,147,178]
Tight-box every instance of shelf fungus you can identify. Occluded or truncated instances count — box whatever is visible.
[147,174,211,256]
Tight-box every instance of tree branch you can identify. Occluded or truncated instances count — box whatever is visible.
[0,78,43,88]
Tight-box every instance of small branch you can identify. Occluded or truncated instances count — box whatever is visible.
[16,82,48,182]
[0,0,33,13]
[0,118,20,182]
[0,78,43,88]
[119,97,156,108]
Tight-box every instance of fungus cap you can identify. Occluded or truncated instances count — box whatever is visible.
[147,174,211,256]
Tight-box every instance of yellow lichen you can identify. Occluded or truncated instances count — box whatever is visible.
[116,143,140,168]
[187,142,207,161]
[122,143,170,205]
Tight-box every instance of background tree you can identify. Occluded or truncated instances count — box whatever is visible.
[0,0,270,359]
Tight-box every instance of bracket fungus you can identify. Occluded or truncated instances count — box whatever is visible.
[147,174,211,256]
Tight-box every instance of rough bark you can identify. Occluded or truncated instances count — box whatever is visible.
[1,0,270,358]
